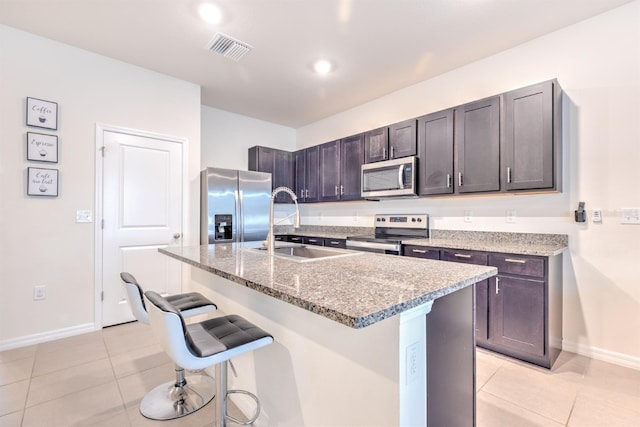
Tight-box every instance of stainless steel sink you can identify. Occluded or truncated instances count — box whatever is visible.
[248,245,362,262]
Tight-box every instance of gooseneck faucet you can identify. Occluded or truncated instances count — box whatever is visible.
[267,186,300,255]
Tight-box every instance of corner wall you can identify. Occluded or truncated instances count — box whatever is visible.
[0,25,201,347]
[295,2,640,367]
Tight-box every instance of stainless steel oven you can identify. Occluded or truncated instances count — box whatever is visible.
[346,214,429,255]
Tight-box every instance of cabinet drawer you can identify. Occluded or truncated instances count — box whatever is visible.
[441,249,487,265]
[489,254,545,278]
[324,238,346,249]
[304,237,324,246]
[288,235,304,243]
[403,245,440,260]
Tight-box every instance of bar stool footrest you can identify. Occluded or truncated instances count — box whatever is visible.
[225,389,261,426]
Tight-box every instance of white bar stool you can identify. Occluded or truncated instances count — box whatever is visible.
[145,290,273,427]
[120,272,218,420]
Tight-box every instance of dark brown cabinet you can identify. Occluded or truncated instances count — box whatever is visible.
[364,119,417,163]
[454,96,501,193]
[340,134,364,201]
[295,146,319,203]
[502,80,561,192]
[364,126,389,163]
[417,109,454,195]
[403,245,562,368]
[319,140,341,202]
[248,146,295,203]
[323,238,346,249]
[303,236,324,246]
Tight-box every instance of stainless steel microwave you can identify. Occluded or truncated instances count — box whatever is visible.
[361,156,418,199]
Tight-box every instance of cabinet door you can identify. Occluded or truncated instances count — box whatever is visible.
[417,109,454,195]
[340,134,364,201]
[475,279,490,344]
[491,276,545,356]
[502,81,554,191]
[294,150,306,201]
[454,96,500,193]
[389,118,417,159]
[304,146,320,202]
[364,126,389,163]
[319,140,341,202]
[273,149,295,203]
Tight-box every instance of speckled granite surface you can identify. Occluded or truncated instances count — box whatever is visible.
[159,242,496,329]
[276,226,568,256]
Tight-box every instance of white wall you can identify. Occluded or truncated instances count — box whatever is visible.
[0,25,201,347]
[201,106,296,171]
[296,2,640,367]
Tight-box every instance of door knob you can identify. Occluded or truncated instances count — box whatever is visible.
[173,233,182,239]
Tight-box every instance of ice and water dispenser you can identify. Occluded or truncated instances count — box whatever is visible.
[213,214,232,242]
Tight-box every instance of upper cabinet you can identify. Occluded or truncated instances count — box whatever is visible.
[318,140,341,202]
[364,119,417,163]
[250,79,562,203]
[295,146,320,203]
[454,96,501,193]
[340,133,365,201]
[248,146,294,203]
[502,80,561,192]
[417,109,454,196]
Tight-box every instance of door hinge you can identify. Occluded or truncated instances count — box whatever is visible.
[100,146,105,157]
[101,291,104,301]
[101,219,104,229]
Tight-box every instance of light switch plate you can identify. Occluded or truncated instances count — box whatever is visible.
[76,210,93,223]
[592,209,602,223]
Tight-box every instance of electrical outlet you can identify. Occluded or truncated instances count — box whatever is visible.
[621,208,640,224]
[506,210,517,223]
[406,342,419,384]
[464,211,473,223]
[34,285,46,301]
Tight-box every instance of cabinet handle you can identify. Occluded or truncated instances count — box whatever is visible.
[458,172,463,187]
[412,249,427,254]
[383,147,387,159]
[446,174,451,188]
[454,253,472,259]
[507,167,512,184]
[328,241,340,245]
[340,185,344,195]
[496,277,500,295]
[335,185,338,196]
[291,237,302,242]
[390,146,395,158]
[305,189,309,198]
[505,258,526,264]
[308,239,317,243]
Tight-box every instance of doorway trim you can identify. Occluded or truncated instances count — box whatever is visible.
[94,123,188,329]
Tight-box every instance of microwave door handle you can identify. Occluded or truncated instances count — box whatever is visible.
[398,164,405,188]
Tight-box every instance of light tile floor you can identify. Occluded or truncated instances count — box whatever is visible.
[1,322,639,426]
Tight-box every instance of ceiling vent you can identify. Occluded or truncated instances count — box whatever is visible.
[206,33,253,61]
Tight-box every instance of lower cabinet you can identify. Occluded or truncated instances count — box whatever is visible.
[279,235,347,249]
[403,245,562,368]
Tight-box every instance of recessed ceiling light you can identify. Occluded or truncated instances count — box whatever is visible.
[199,3,222,24]
[314,60,333,75]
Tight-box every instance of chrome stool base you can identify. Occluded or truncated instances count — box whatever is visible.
[140,371,215,420]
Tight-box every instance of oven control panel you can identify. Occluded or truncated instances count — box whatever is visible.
[374,214,428,229]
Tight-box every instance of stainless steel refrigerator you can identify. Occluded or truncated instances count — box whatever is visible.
[200,167,271,244]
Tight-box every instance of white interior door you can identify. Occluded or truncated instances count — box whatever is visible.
[101,130,183,327]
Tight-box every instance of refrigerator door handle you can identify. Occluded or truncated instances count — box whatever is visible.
[237,190,245,242]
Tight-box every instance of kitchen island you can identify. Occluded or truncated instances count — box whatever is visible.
[160,242,497,426]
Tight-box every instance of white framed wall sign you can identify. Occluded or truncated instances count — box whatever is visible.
[27,132,58,163]
[27,167,59,197]
[26,97,58,130]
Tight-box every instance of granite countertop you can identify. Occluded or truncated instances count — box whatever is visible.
[159,242,496,329]
[276,226,568,257]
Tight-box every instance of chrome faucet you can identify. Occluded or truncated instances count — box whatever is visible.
[267,186,300,255]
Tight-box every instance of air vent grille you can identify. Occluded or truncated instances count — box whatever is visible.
[206,33,252,61]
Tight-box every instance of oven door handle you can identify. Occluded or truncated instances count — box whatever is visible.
[346,240,401,252]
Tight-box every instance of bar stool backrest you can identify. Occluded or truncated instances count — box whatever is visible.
[120,272,150,325]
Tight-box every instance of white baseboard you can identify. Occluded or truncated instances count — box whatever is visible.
[562,340,640,371]
[0,323,97,352]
